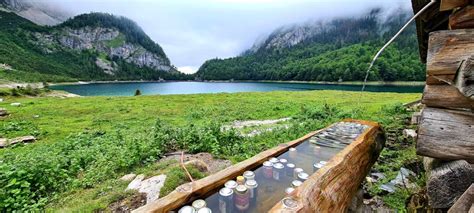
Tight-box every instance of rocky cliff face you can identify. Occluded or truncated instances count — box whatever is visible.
[32,26,172,74]
[0,0,69,25]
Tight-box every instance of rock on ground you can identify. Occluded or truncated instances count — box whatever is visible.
[0,108,8,117]
[0,136,36,148]
[120,173,137,182]
[126,174,167,204]
[403,129,417,139]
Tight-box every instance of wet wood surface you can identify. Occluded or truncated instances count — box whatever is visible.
[268,120,383,212]
[417,107,474,163]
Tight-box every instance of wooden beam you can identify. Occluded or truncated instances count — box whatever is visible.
[440,0,469,11]
[454,56,474,99]
[426,74,455,85]
[426,160,474,208]
[268,121,384,212]
[427,29,474,77]
[448,183,474,213]
[450,5,474,29]
[417,107,474,163]
[422,85,474,109]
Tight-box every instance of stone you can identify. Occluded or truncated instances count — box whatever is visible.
[403,129,417,139]
[10,102,21,107]
[0,98,3,102]
[33,115,39,118]
[0,136,36,148]
[184,159,210,173]
[0,108,8,117]
[126,174,145,190]
[411,112,421,125]
[379,168,417,193]
[138,175,167,203]
[120,173,137,182]
[0,138,7,148]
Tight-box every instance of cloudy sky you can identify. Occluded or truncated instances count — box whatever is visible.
[45,0,412,73]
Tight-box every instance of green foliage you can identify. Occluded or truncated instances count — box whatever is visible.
[196,9,425,82]
[160,166,206,196]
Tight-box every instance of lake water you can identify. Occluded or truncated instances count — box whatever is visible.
[50,82,423,96]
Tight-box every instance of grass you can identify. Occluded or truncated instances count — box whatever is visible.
[105,34,126,48]
[0,68,77,83]
[0,90,421,211]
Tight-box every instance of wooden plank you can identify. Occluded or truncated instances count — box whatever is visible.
[455,56,474,99]
[416,107,474,163]
[426,160,474,208]
[427,29,474,76]
[133,120,381,213]
[422,85,474,109]
[448,184,474,213]
[440,0,469,11]
[450,5,474,29]
[268,121,384,212]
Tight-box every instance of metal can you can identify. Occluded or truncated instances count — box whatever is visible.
[320,160,327,165]
[269,157,279,164]
[192,199,206,210]
[313,162,323,172]
[244,180,258,207]
[273,163,284,181]
[236,176,245,185]
[279,158,288,164]
[298,172,309,182]
[219,187,234,213]
[262,161,273,179]
[225,180,238,190]
[286,163,295,177]
[293,168,303,179]
[197,207,212,213]
[291,180,303,188]
[282,197,299,210]
[285,187,295,195]
[234,185,249,211]
[289,147,297,159]
[178,205,196,213]
[243,171,255,181]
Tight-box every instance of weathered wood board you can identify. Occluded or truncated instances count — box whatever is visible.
[448,183,474,213]
[268,120,384,212]
[422,85,474,109]
[417,107,474,163]
[427,29,474,82]
[426,160,474,209]
[440,0,470,11]
[455,56,474,99]
[449,5,474,29]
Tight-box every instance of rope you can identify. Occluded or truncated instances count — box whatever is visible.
[180,151,195,182]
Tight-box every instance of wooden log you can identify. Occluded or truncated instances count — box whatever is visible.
[440,0,470,11]
[450,5,474,29]
[448,184,474,213]
[426,160,474,209]
[268,121,384,212]
[417,107,474,163]
[133,120,381,213]
[427,29,474,82]
[422,85,474,109]
[426,74,456,85]
[455,56,474,100]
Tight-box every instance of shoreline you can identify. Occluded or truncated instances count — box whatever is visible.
[49,80,426,86]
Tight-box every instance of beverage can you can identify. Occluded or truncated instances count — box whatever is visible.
[225,180,238,190]
[178,205,196,213]
[243,171,255,181]
[234,185,249,211]
[291,180,303,188]
[244,179,258,207]
[289,147,297,159]
[279,158,288,164]
[269,157,279,164]
[285,187,295,195]
[192,199,206,210]
[236,176,245,185]
[293,168,303,179]
[298,172,309,182]
[286,163,295,177]
[219,187,234,213]
[262,161,273,179]
[197,207,212,213]
[273,163,284,181]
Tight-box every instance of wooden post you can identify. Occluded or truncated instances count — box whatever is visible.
[449,5,474,29]
[417,107,474,163]
[440,0,469,11]
[268,121,384,212]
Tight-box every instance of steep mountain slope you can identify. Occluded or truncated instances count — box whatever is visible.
[196,9,425,82]
[0,0,69,26]
[0,11,187,82]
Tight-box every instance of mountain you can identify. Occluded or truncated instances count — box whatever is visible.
[0,10,188,82]
[0,0,69,26]
[196,8,425,82]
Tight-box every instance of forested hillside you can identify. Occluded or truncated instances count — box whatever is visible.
[0,10,190,82]
[196,9,425,82]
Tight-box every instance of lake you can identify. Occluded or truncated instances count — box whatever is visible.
[50,82,424,96]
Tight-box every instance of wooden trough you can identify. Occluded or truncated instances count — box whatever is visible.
[133,119,384,213]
